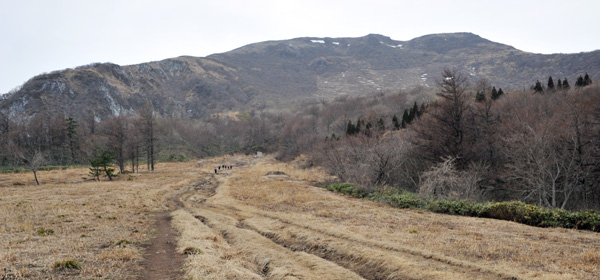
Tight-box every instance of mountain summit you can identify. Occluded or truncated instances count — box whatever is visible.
[2,33,599,120]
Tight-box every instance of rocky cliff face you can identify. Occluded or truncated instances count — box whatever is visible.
[2,32,599,120]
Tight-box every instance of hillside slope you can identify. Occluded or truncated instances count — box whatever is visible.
[1,32,599,120]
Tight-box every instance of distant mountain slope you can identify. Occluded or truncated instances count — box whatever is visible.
[1,32,599,120]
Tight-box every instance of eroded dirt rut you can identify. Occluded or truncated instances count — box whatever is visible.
[166,158,519,280]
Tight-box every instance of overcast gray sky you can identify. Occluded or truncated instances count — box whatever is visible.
[1,0,599,93]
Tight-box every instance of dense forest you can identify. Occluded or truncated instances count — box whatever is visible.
[1,69,598,210]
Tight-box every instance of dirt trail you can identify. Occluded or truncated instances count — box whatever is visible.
[138,212,185,280]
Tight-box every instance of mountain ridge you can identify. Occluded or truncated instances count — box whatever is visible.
[1,32,599,121]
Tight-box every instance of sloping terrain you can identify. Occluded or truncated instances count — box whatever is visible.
[2,155,598,279]
[1,33,599,121]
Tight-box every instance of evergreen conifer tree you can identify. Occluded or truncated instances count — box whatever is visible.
[89,147,115,181]
[557,79,563,90]
[364,121,372,137]
[533,80,544,92]
[402,109,410,125]
[584,73,592,86]
[419,103,427,116]
[492,88,504,100]
[408,107,415,123]
[576,76,584,88]
[411,102,419,119]
[65,117,78,164]
[563,78,570,90]
[547,77,555,90]
[392,115,400,130]
[475,91,486,102]
[377,118,385,132]
[346,120,355,135]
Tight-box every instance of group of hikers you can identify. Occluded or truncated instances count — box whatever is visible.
[214,164,232,174]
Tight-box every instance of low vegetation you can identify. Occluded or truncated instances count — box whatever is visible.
[2,156,600,279]
[322,183,600,232]
[52,260,81,270]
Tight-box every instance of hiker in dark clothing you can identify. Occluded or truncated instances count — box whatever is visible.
[214,168,217,174]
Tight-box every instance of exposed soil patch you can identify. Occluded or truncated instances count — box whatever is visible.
[138,212,184,280]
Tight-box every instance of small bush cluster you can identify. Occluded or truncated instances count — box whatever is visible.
[322,183,600,232]
[183,247,203,255]
[36,228,54,236]
[53,260,81,270]
[115,239,131,246]
[324,183,372,198]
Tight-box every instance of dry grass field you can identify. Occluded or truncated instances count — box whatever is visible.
[2,155,600,279]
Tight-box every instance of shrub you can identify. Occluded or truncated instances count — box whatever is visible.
[322,183,600,232]
[53,260,81,270]
[387,191,427,209]
[115,240,131,246]
[324,183,371,198]
[183,247,203,255]
[36,228,54,236]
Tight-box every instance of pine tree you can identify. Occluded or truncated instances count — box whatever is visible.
[377,118,385,132]
[346,120,355,135]
[392,115,400,130]
[562,78,570,90]
[490,86,498,99]
[492,88,504,100]
[89,147,115,181]
[402,109,410,125]
[364,121,372,137]
[357,119,364,134]
[557,79,563,90]
[547,77,555,90]
[576,75,584,88]
[408,107,415,123]
[411,102,419,119]
[584,73,592,86]
[533,80,544,93]
[65,117,78,164]
[475,91,486,102]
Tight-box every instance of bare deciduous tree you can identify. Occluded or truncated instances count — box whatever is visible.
[137,102,157,171]
[17,149,46,185]
[104,116,128,173]
[419,157,487,200]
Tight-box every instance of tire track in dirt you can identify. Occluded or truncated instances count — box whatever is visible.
[180,170,364,279]
[208,169,517,279]
[240,215,518,280]
[194,199,514,280]
[187,206,364,280]
[180,158,517,279]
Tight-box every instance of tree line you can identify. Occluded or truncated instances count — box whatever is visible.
[1,70,598,211]
[0,101,158,182]
[286,70,600,211]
